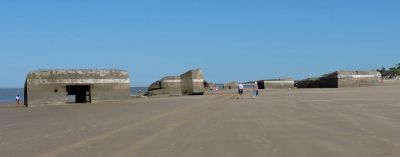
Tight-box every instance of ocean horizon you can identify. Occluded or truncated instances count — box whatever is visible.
[0,87,148,103]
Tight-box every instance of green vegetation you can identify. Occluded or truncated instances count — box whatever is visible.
[377,63,400,79]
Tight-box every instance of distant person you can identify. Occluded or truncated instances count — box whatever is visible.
[237,82,244,99]
[16,94,20,107]
[252,82,259,98]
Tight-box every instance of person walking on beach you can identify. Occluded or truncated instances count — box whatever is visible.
[252,82,259,98]
[16,94,20,107]
[237,82,244,99]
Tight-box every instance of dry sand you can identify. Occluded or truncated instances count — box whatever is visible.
[1,86,400,157]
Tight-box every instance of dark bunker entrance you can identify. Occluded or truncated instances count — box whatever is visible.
[257,80,265,89]
[66,85,91,103]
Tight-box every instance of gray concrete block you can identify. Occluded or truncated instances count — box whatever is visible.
[24,69,131,106]
[147,69,205,96]
[298,70,381,88]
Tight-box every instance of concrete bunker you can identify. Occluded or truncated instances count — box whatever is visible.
[319,70,381,88]
[147,69,205,96]
[295,77,320,88]
[24,69,130,106]
[296,70,381,88]
[224,82,238,90]
[257,78,295,89]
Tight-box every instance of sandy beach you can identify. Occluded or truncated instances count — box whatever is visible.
[1,85,400,157]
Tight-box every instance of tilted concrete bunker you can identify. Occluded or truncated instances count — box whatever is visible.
[147,76,182,96]
[24,69,130,106]
[147,69,205,96]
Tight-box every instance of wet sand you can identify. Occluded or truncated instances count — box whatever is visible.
[1,86,400,157]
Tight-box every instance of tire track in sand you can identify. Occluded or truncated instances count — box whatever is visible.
[110,94,229,157]
[39,95,228,157]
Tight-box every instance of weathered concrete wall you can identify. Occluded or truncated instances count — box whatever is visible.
[258,79,295,89]
[319,72,339,88]
[148,76,182,96]
[296,78,320,88]
[147,69,205,96]
[319,71,381,88]
[180,69,204,95]
[25,69,130,106]
[148,81,161,91]
[298,70,381,88]
[337,71,381,87]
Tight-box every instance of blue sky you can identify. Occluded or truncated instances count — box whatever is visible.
[0,0,399,87]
